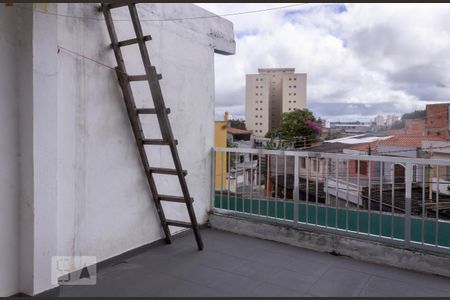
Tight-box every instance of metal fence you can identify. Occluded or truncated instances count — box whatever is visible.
[211,147,450,255]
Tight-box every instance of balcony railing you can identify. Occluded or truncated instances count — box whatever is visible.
[211,147,450,255]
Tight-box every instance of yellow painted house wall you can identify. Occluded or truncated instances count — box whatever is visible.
[214,121,227,190]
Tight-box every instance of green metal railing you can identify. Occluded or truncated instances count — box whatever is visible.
[214,195,450,248]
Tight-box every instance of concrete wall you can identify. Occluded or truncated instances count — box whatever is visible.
[210,212,450,278]
[0,6,21,296]
[215,121,228,190]
[426,103,450,139]
[0,3,234,296]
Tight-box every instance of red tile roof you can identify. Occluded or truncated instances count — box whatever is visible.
[348,135,446,152]
[378,135,445,148]
[227,127,252,135]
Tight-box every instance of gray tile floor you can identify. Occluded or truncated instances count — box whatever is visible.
[59,228,450,297]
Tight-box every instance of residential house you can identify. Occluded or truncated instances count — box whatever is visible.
[388,118,426,136]
[227,127,252,144]
[422,140,450,196]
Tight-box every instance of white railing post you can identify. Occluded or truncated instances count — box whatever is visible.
[210,147,216,211]
[404,162,413,245]
[293,155,299,224]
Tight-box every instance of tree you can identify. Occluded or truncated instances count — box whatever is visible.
[229,119,246,130]
[392,109,426,129]
[402,110,426,120]
[271,109,321,141]
[391,120,404,130]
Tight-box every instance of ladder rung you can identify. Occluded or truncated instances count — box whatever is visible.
[136,108,171,115]
[149,168,187,176]
[129,74,163,82]
[98,3,130,11]
[142,139,169,146]
[142,139,178,146]
[158,194,193,203]
[108,3,130,9]
[116,35,152,47]
[128,75,147,81]
[166,220,192,228]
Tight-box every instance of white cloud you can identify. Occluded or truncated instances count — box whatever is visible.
[196,3,450,121]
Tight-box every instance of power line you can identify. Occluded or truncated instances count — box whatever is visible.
[13,3,309,23]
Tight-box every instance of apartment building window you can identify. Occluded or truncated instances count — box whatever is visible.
[289,78,292,81]
[294,85,296,88]
[294,93,296,96]
[289,86,292,88]
[255,115,258,118]
[256,78,259,81]
[260,123,263,125]
[289,93,291,96]
[255,93,258,96]
[260,115,263,118]
[260,101,263,103]
[294,78,297,81]
[260,93,263,96]
[288,100,291,103]
[300,158,306,169]
[293,101,296,103]
[288,108,291,111]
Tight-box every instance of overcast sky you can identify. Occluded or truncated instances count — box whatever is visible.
[196,3,450,122]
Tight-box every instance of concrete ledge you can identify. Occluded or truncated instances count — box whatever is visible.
[209,212,450,278]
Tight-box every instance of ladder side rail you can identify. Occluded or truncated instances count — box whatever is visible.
[128,4,203,250]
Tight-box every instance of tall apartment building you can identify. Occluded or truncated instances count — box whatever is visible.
[374,115,385,127]
[245,68,307,137]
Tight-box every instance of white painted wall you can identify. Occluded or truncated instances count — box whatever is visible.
[0,3,234,296]
[0,6,20,297]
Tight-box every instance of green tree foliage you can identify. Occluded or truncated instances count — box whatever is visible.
[392,109,426,129]
[268,109,320,141]
[391,120,404,129]
[229,119,246,130]
[402,110,426,120]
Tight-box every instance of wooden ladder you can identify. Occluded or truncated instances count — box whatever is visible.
[100,3,203,250]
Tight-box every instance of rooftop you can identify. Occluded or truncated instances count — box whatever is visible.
[378,135,446,148]
[56,229,450,297]
[227,127,252,135]
[258,67,295,73]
